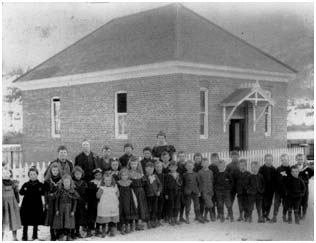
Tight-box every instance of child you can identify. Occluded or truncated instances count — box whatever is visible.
[72,166,88,239]
[258,154,277,221]
[198,158,214,222]
[236,159,251,222]
[53,174,79,241]
[247,161,265,223]
[86,168,103,237]
[141,147,155,172]
[128,156,149,231]
[225,151,240,219]
[2,168,21,241]
[193,153,203,172]
[296,153,314,220]
[96,172,119,237]
[44,162,62,241]
[182,160,204,224]
[161,151,171,174]
[176,151,187,223]
[110,158,120,183]
[209,153,220,221]
[165,161,182,225]
[144,162,162,229]
[117,168,138,234]
[271,154,291,223]
[119,143,134,168]
[154,160,166,226]
[285,165,306,224]
[214,160,233,222]
[20,166,45,241]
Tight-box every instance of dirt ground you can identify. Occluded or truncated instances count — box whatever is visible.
[3,181,314,241]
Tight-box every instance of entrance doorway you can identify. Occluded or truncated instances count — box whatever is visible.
[229,119,247,151]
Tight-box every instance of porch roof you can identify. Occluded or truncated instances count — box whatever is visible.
[220,85,275,107]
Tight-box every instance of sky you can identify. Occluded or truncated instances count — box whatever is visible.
[2,2,313,75]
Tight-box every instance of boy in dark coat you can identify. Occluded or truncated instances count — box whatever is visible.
[296,153,314,220]
[285,165,306,224]
[247,161,265,223]
[161,151,171,174]
[214,160,233,222]
[236,159,251,222]
[119,143,134,168]
[165,161,183,225]
[271,154,291,223]
[209,153,219,221]
[75,140,97,182]
[154,161,166,226]
[176,151,187,223]
[225,151,240,219]
[20,167,45,241]
[258,154,276,221]
[144,162,162,229]
[182,160,204,224]
[140,147,155,172]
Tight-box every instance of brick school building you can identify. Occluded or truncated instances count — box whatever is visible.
[14,4,296,162]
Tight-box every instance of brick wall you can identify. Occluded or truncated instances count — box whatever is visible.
[21,73,287,162]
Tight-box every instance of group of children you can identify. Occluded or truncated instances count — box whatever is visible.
[2,143,313,241]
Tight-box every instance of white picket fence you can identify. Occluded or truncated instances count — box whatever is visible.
[8,147,304,187]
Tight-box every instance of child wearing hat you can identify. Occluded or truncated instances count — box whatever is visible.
[164,160,183,225]
[144,162,162,228]
[182,160,204,224]
[119,143,134,168]
[86,168,103,237]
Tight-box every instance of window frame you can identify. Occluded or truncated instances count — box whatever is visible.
[115,91,128,139]
[51,97,61,138]
[200,87,208,139]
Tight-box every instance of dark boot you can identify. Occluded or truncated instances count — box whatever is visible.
[50,228,56,241]
[210,211,216,222]
[22,226,28,241]
[294,211,300,224]
[66,230,73,241]
[204,210,210,222]
[283,214,287,222]
[228,208,234,222]
[288,211,293,224]
[220,213,225,223]
[12,231,18,241]
[109,226,116,237]
[120,224,126,235]
[32,225,38,240]
[185,213,190,224]
[147,221,152,229]
[135,221,144,231]
[101,225,107,238]
[86,228,93,238]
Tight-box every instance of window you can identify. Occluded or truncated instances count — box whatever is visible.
[115,92,128,139]
[51,97,61,138]
[264,91,272,136]
[200,88,208,139]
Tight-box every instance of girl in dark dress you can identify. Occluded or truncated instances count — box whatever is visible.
[128,156,149,231]
[117,168,138,234]
[53,175,79,241]
[44,162,62,241]
[72,166,88,239]
[20,167,45,241]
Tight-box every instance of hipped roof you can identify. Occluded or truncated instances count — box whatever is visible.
[15,3,296,83]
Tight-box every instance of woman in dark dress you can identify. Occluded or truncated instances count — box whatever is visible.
[20,167,45,241]
[152,131,176,160]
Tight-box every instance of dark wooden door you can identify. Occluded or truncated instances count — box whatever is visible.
[229,119,246,151]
